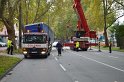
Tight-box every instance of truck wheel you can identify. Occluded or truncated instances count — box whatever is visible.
[83,48,87,51]
[44,55,48,58]
[48,53,50,56]
[73,48,76,51]
[24,55,28,58]
[81,48,87,51]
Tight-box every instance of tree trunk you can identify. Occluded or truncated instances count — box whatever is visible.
[103,29,109,46]
[2,18,17,49]
[103,0,109,46]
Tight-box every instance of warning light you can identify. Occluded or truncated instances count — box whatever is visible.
[27,30,30,33]
[42,30,44,33]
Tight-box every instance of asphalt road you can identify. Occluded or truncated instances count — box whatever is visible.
[1,48,124,82]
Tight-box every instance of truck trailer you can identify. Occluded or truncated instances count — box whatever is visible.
[22,22,54,58]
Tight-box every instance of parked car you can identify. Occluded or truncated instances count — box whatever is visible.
[0,42,7,47]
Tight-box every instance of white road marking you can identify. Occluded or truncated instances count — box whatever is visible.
[59,64,66,71]
[75,81,79,82]
[108,56,118,59]
[52,54,54,56]
[70,52,124,72]
[95,52,119,59]
[55,57,58,61]
[82,55,124,72]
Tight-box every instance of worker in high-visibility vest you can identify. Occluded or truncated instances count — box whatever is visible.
[7,38,12,55]
[75,41,79,51]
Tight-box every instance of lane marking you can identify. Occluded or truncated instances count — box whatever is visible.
[81,55,124,72]
[75,81,79,82]
[95,52,119,59]
[59,64,66,71]
[55,57,58,61]
[52,54,54,56]
[108,56,118,59]
[70,52,124,72]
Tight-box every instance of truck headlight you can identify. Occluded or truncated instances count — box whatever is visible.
[41,51,46,54]
[23,51,27,54]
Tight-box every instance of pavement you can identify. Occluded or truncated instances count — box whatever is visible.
[0,47,7,51]
[0,47,24,59]
[0,53,24,59]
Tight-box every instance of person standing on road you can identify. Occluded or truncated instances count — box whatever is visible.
[56,41,63,56]
[75,41,79,51]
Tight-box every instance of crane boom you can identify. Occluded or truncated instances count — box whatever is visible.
[73,0,90,36]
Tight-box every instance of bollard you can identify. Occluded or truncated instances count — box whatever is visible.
[98,41,101,52]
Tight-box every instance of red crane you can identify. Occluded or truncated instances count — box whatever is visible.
[64,0,97,51]
[73,0,90,36]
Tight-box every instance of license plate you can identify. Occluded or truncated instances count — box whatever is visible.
[31,52,37,53]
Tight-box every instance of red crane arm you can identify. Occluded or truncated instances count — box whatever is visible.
[73,0,90,36]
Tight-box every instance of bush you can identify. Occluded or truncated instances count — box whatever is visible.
[13,49,23,54]
[115,25,124,49]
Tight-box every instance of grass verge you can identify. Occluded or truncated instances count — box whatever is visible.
[0,48,22,54]
[94,46,124,52]
[0,56,21,77]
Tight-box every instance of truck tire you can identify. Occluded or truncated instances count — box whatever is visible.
[81,48,87,51]
[48,52,50,56]
[24,55,28,58]
[84,48,87,51]
[44,55,48,58]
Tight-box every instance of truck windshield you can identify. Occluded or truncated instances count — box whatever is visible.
[23,35,47,43]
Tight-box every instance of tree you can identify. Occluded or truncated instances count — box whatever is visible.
[102,0,124,46]
[49,0,76,39]
[84,0,104,31]
[115,24,124,49]
[0,0,54,49]
[0,0,20,49]
[22,0,53,24]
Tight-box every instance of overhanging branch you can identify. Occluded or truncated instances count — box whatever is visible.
[34,3,53,22]
[107,0,115,11]
[107,14,124,29]
[114,0,124,7]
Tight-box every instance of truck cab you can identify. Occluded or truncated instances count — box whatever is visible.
[22,23,54,58]
[22,33,51,58]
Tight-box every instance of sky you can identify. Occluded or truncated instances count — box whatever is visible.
[118,16,124,24]
[117,10,124,24]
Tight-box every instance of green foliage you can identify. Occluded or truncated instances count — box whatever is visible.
[22,0,49,24]
[0,22,4,31]
[83,0,104,31]
[13,49,23,54]
[83,0,117,32]
[0,0,123,40]
[115,24,124,37]
[95,46,124,52]
[50,0,76,39]
[115,24,124,48]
